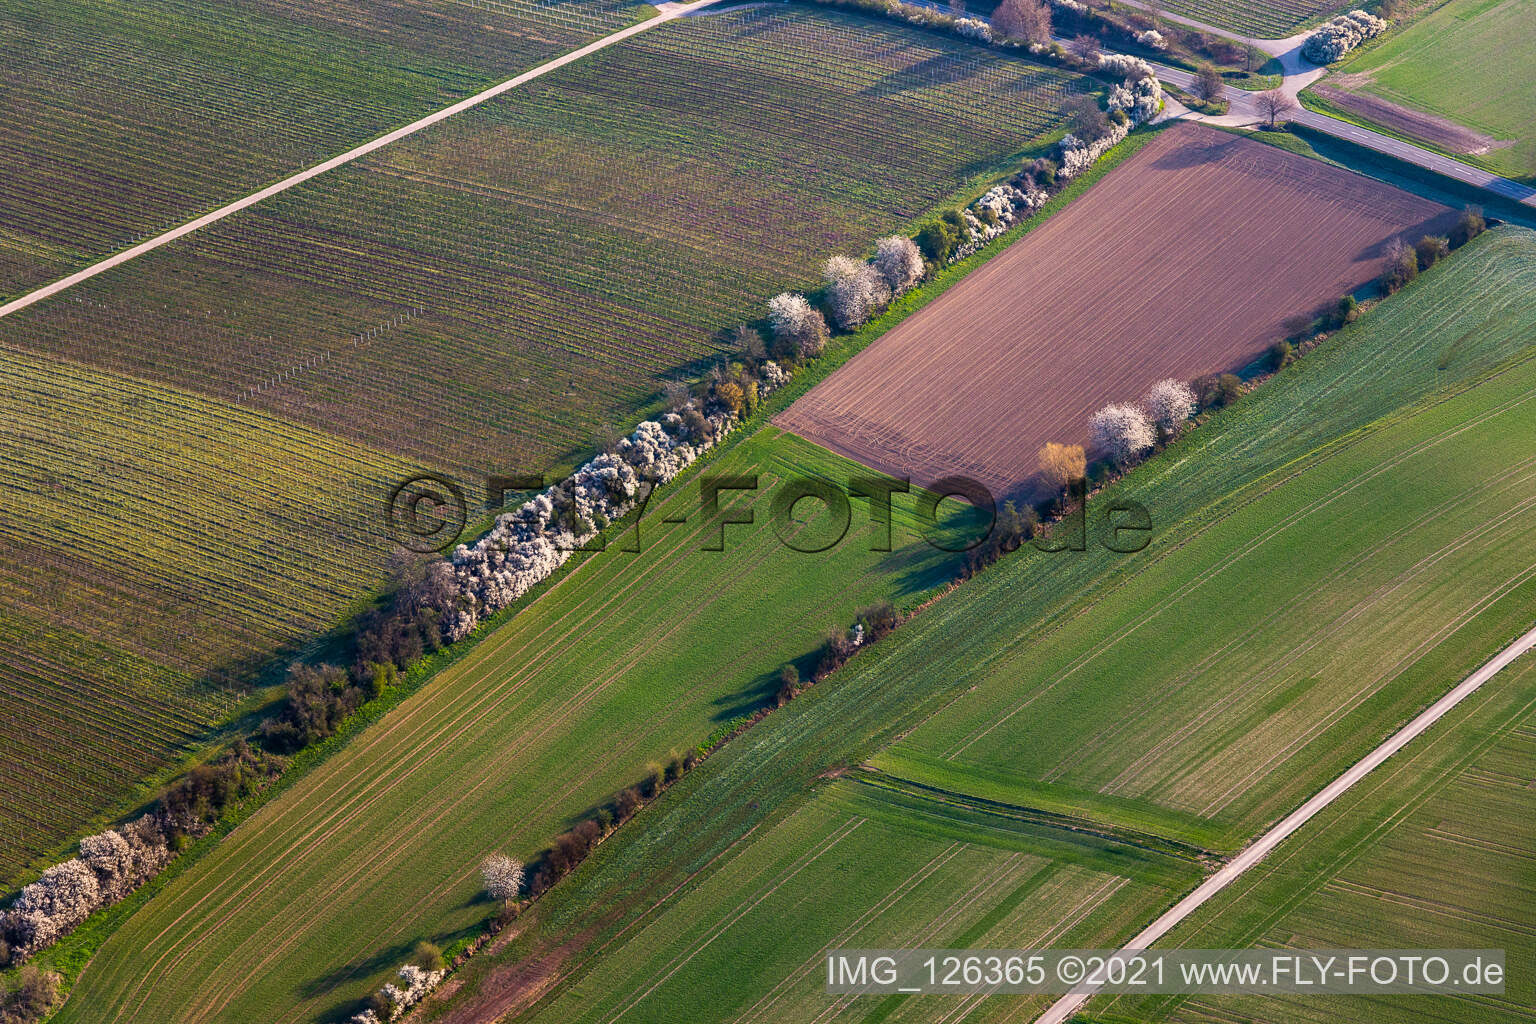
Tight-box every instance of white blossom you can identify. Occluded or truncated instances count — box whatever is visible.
[872,235,925,294]
[767,292,829,357]
[1302,10,1386,63]
[1089,403,1155,465]
[823,255,892,331]
[953,16,993,41]
[481,853,524,901]
[1144,378,1196,434]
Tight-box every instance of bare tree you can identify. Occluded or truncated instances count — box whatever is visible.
[1255,89,1296,127]
[991,0,1052,44]
[1070,34,1102,62]
[1191,64,1225,105]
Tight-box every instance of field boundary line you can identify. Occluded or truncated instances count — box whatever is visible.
[0,0,723,323]
[1031,619,1536,1024]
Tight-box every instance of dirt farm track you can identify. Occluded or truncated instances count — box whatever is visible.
[776,123,1459,498]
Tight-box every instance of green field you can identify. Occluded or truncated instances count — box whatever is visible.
[421,228,1536,1022]
[1096,657,1536,1024]
[45,428,983,1024]
[0,0,645,297]
[880,333,1536,851]
[1155,0,1344,37]
[0,6,1084,883]
[517,779,1198,1024]
[1327,0,1536,179]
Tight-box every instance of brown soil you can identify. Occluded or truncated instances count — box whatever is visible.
[1314,84,1507,154]
[775,123,1456,500]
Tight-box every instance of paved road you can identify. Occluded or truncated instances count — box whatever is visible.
[1033,620,1536,1024]
[0,0,724,323]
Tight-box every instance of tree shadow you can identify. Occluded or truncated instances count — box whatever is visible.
[297,939,415,999]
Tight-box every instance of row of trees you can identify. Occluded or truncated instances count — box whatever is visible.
[348,943,447,1024]
[1089,378,1199,467]
[0,741,278,966]
[1383,209,1485,294]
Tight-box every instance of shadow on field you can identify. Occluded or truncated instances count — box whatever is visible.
[299,939,416,999]
[860,53,979,100]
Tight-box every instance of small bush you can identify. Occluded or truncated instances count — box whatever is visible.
[1381,238,1418,293]
[1415,234,1449,270]
[1449,206,1486,248]
[410,940,446,972]
[614,787,642,822]
[1336,294,1359,325]
[775,664,799,707]
[1194,373,1243,409]
[1268,339,1294,371]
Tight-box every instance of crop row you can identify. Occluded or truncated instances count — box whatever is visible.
[1158,0,1341,37]
[3,7,1081,476]
[0,347,420,881]
[0,0,636,297]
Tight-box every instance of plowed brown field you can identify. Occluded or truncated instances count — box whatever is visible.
[776,124,1458,499]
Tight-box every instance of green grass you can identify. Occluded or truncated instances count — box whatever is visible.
[0,6,1086,882]
[422,228,1536,1023]
[1092,656,1536,1024]
[0,0,647,298]
[885,322,1536,849]
[46,428,979,1024]
[516,779,1198,1024]
[1324,0,1536,180]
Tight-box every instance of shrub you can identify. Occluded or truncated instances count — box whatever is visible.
[814,628,861,681]
[775,664,799,707]
[1,966,62,1024]
[1336,294,1360,325]
[259,663,364,754]
[1414,234,1449,270]
[1088,403,1155,466]
[712,379,745,416]
[1268,339,1294,371]
[1381,238,1418,293]
[1194,373,1243,409]
[1449,206,1486,248]
[613,786,642,822]
[480,853,524,901]
[639,764,664,800]
[1037,441,1086,500]
[856,601,901,642]
[409,940,446,972]
[915,220,955,261]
